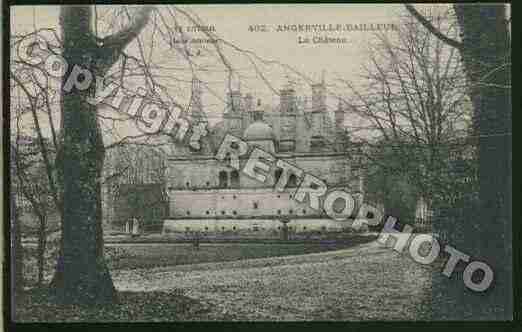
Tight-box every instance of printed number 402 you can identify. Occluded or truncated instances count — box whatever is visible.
[248,25,268,32]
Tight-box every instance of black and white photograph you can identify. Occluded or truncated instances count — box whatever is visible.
[6,3,513,322]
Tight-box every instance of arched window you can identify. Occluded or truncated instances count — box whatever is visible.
[274,169,283,183]
[288,174,298,187]
[230,170,240,188]
[219,171,228,188]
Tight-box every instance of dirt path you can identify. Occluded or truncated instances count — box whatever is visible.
[112,241,432,321]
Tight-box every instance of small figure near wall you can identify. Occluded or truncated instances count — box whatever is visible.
[193,230,200,250]
[131,217,140,237]
[280,217,290,241]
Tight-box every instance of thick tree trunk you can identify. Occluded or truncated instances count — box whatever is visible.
[50,6,116,305]
[50,5,152,305]
[453,4,511,318]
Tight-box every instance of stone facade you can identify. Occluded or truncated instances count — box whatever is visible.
[161,80,363,234]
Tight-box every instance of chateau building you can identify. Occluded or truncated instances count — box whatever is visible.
[104,79,364,235]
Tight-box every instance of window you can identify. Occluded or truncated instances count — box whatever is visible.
[275,169,283,183]
[206,181,210,187]
[222,226,225,231]
[185,227,190,231]
[221,211,226,215]
[277,210,281,215]
[302,209,306,214]
[233,211,237,215]
[206,210,210,215]
[253,226,259,231]
[219,171,228,188]
[205,226,208,231]
[321,226,326,231]
[186,181,190,187]
[253,110,263,121]
[303,226,307,230]
[232,226,236,230]
[288,174,298,188]
[186,211,190,215]
[253,202,259,209]
[289,209,293,214]
[230,170,240,188]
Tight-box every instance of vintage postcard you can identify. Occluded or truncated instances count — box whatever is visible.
[8,3,512,322]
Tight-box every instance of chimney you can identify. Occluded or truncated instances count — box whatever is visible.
[227,90,242,113]
[190,78,205,120]
[253,99,264,121]
[279,88,296,113]
[311,83,326,113]
[335,99,345,130]
[243,93,254,113]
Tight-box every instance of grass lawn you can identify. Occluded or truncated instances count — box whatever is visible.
[105,235,376,270]
[17,234,383,322]
[13,288,223,322]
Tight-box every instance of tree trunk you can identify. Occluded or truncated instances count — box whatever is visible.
[37,214,47,286]
[404,4,511,318]
[50,5,153,305]
[10,148,24,297]
[50,6,116,305]
[453,4,511,318]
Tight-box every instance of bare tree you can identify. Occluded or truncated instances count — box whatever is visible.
[12,136,56,286]
[342,13,471,220]
[10,145,24,298]
[10,68,61,288]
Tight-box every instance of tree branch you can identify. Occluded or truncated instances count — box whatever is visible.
[404,4,463,50]
[100,6,154,54]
